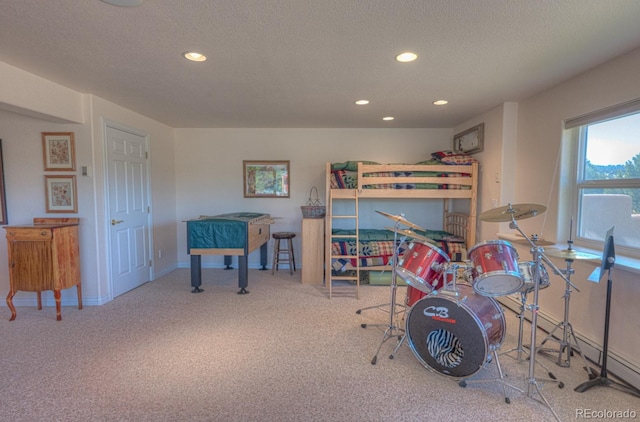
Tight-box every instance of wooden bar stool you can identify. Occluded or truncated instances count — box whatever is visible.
[272,232,296,275]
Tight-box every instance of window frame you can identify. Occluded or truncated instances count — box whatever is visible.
[570,112,640,259]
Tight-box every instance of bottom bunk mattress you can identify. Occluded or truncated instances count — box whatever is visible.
[330,228,467,272]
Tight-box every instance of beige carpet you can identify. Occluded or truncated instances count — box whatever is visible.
[1,268,638,421]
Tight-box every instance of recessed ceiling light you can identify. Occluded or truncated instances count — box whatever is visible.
[433,100,448,105]
[355,100,370,105]
[395,52,418,63]
[99,0,143,6]
[382,116,395,121]
[183,52,207,62]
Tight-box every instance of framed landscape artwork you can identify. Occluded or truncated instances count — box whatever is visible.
[243,160,290,198]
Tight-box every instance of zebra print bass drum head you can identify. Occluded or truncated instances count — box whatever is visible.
[405,283,505,379]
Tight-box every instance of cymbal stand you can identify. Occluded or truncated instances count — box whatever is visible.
[359,221,406,365]
[509,214,564,422]
[356,222,407,320]
[537,243,595,379]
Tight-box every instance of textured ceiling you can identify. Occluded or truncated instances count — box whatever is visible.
[1,0,640,128]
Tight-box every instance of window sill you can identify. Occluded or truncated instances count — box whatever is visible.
[496,232,640,275]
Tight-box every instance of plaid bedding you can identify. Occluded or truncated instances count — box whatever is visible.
[331,229,467,272]
[330,169,471,190]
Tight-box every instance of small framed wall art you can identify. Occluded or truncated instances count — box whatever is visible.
[0,140,7,224]
[243,160,290,198]
[45,175,78,213]
[453,123,484,154]
[42,132,76,171]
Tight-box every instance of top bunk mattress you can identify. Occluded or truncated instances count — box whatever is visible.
[329,154,477,191]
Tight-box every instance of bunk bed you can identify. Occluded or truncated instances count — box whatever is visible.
[325,157,479,298]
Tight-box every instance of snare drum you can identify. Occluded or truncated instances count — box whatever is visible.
[517,261,550,294]
[468,240,523,297]
[397,241,450,294]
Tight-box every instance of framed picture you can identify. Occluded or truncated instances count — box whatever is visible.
[42,132,76,171]
[0,140,7,224]
[243,160,290,198]
[453,123,484,154]
[45,175,78,213]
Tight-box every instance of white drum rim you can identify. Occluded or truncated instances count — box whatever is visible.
[472,270,524,296]
[467,239,516,255]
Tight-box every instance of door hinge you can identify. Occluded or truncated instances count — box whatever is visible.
[149,259,152,267]
[146,151,148,159]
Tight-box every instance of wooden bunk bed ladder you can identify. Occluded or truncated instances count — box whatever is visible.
[326,163,360,299]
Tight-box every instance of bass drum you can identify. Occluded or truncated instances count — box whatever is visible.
[405,283,506,379]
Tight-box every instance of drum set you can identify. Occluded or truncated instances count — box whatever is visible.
[367,203,596,420]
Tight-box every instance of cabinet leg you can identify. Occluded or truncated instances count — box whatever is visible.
[76,284,83,310]
[6,290,16,321]
[54,289,62,321]
[37,291,42,310]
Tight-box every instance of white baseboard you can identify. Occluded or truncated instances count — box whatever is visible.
[499,296,640,391]
[153,263,179,279]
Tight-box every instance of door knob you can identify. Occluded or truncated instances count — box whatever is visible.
[111,219,124,226]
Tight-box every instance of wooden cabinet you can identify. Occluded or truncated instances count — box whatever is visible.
[4,218,82,321]
[301,218,324,285]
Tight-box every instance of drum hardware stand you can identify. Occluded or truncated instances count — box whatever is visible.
[575,233,640,398]
[459,346,524,404]
[358,220,406,365]
[509,215,566,422]
[537,243,595,379]
[389,263,460,360]
[499,289,556,380]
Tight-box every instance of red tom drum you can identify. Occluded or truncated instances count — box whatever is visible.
[468,240,523,297]
[397,241,449,294]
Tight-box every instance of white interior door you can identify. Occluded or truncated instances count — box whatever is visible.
[106,124,151,297]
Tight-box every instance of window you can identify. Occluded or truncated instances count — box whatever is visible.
[569,105,640,257]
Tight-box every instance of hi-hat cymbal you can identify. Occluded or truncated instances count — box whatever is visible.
[375,210,425,231]
[479,203,547,222]
[384,227,432,243]
[546,248,600,261]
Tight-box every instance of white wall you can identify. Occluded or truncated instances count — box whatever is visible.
[173,128,455,268]
[500,48,640,380]
[0,62,178,307]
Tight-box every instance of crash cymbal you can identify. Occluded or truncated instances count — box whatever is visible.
[479,203,547,223]
[546,248,600,261]
[384,227,432,243]
[375,210,425,231]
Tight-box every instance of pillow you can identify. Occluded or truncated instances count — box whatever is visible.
[414,158,441,165]
[430,150,459,160]
[431,150,477,165]
[332,161,380,171]
[440,155,478,165]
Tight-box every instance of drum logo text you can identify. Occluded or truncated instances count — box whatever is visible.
[423,306,456,324]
